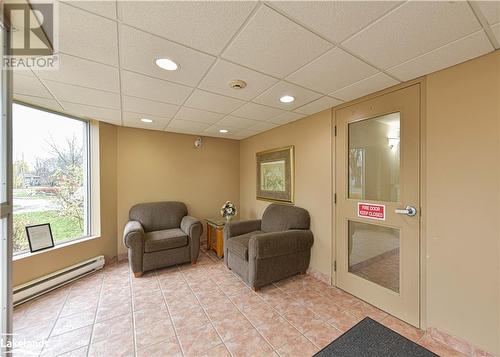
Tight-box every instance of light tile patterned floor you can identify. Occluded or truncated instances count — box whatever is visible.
[13,247,472,357]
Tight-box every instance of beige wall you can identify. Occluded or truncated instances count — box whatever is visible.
[116,127,240,256]
[13,124,241,284]
[239,51,500,354]
[13,122,118,286]
[424,51,499,354]
[239,110,333,278]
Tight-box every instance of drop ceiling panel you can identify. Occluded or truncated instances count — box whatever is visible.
[62,1,117,20]
[61,102,121,125]
[222,5,332,78]
[122,112,170,131]
[294,96,343,115]
[59,3,118,66]
[269,111,305,125]
[252,81,322,110]
[122,96,179,119]
[167,119,210,132]
[44,80,121,109]
[203,125,242,139]
[233,130,259,140]
[121,70,192,105]
[13,2,497,141]
[330,73,399,102]
[248,121,278,132]
[492,23,500,43]
[35,54,120,93]
[388,31,493,81]
[14,94,63,112]
[174,107,224,124]
[476,1,500,25]
[118,1,257,55]
[13,73,52,98]
[343,1,481,69]
[165,128,200,136]
[119,25,216,87]
[198,59,278,100]
[270,1,403,43]
[287,47,379,94]
[184,90,245,114]
[231,102,284,121]
[216,116,260,130]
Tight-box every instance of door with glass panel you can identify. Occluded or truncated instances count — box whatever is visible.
[335,84,420,327]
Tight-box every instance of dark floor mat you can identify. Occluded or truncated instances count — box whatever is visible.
[314,317,438,357]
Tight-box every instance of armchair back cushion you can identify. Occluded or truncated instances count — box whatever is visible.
[129,201,187,232]
[261,204,310,233]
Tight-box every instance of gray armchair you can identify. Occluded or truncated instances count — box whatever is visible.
[223,203,314,290]
[123,201,202,277]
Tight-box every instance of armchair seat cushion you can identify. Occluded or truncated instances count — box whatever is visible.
[226,230,263,260]
[144,228,188,253]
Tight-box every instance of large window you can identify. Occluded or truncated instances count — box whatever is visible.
[12,103,90,255]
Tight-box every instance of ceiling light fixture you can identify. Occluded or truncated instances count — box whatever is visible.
[155,58,178,71]
[140,118,153,123]
[219,129,229,133]
[280,95,295,103]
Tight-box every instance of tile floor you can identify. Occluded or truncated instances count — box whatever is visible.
[12,247,475,357]
[350,248,400,293]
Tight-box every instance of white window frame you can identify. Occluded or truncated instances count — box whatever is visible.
[11,102,101,258]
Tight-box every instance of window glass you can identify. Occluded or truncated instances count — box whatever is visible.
[12,103,89,255]
[348,112,400,202]
[348,220,400,293]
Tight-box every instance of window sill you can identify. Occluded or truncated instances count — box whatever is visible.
[13,235,101,262]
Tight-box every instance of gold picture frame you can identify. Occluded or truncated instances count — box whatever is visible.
[256,145,295,203]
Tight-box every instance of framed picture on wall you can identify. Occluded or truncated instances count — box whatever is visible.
[256,146,294,203]
[26,223,55,253]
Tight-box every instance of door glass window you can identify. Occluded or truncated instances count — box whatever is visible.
[348,112,400,202]
[348,220,400,293]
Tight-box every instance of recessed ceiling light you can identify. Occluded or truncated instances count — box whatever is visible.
[141,118,153,123]
[155,58,178,71]
[280,95,295,103]
[219,129,229,133]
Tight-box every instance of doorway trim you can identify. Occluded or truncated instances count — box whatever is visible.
[330,77,428,330]
[0,20,14,354]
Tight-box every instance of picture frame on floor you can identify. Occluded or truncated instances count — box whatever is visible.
[26,223,55,253]
[256,145,294,204]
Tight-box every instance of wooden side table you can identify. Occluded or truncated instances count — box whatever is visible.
[205,218,234,258]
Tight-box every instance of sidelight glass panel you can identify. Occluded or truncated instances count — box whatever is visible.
[348,112,400,202]
[348,220,400,293]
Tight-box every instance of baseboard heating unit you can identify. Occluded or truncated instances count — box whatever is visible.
[13,255,105,306]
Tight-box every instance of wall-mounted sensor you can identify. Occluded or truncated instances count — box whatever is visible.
[194,137,202,149]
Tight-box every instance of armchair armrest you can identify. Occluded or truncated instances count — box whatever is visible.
[123,220,145,274]
[248,230,313,260]
[223,219,261,266]
[181,216,203,263]
[181,216,203,237]
[123,220,144,249]
[224,219,262,239]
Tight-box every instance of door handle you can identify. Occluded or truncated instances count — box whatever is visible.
[395,205,417,217]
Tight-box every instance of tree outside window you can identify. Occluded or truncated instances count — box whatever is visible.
[12,104,89,254]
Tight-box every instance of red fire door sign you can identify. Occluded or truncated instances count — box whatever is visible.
[357,202,385,221]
